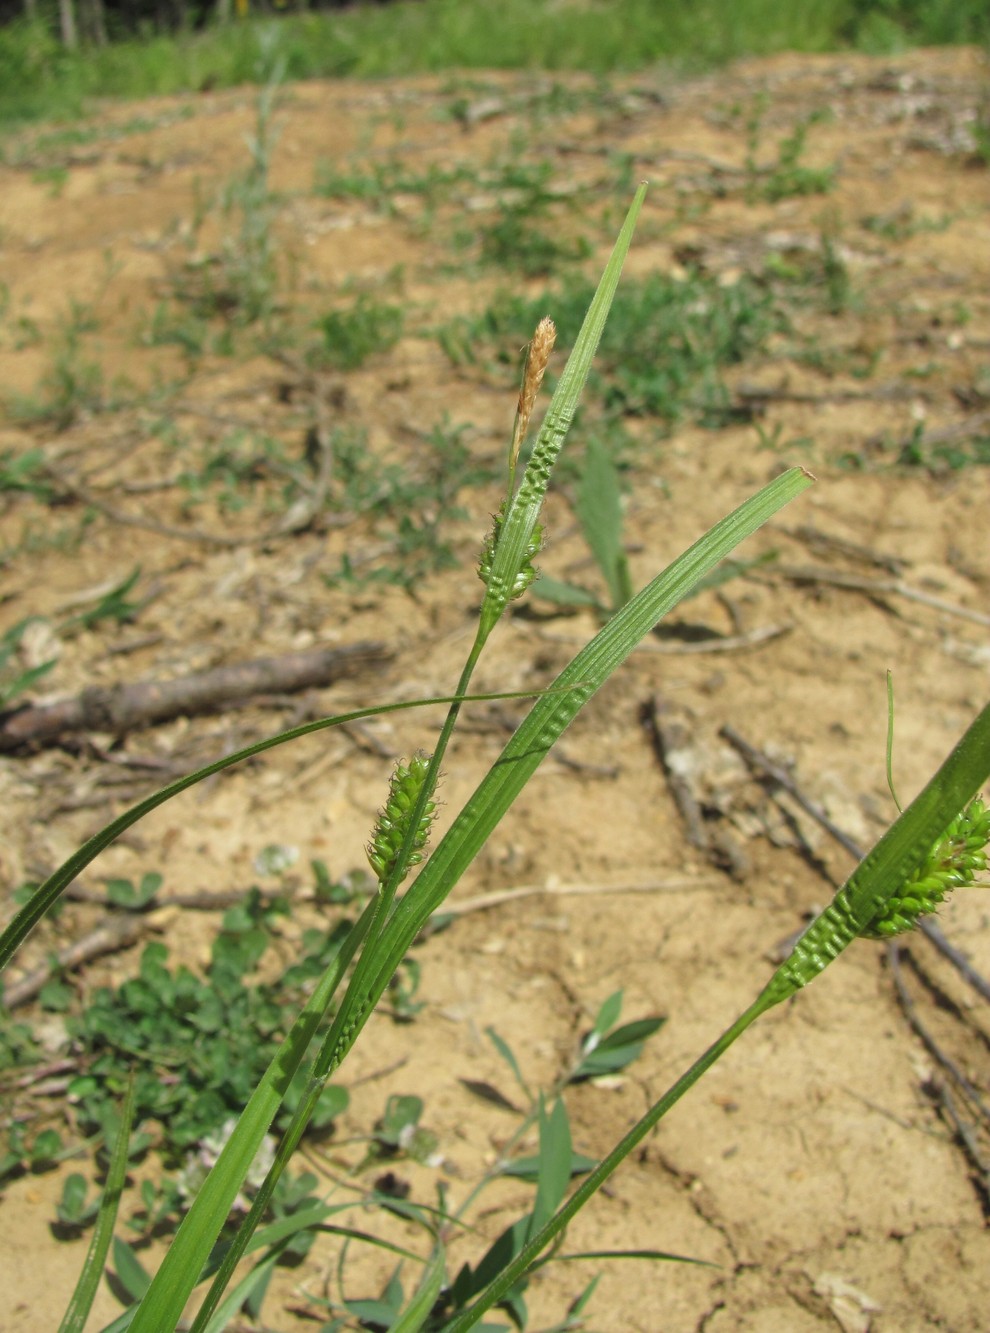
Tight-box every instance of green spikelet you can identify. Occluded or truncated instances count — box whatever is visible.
[367,754,437,885]
[863,796,990,938]
[478,502,542,599]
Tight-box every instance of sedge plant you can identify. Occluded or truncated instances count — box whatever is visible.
[1,183,988,1330]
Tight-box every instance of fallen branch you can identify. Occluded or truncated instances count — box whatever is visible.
[439,875,716,920]
[0,642,390,751]
[3,915,146,1010]
[772,564,990,628]
[642,696,750,879]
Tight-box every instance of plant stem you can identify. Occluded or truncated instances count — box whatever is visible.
[443,995,773,1331]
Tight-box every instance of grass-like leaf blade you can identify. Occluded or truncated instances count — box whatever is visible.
[58,1075,136,1333]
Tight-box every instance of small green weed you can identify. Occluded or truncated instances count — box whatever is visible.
[173,427,296,517]
[6,884,357,1185]
[138,301,210,361]
[534,435,633,617]
[0,617,58,707]
[861,204,954,241]
[470,160,591,278]
[11,314,105,430]
[0,447,53,499]
[445,268,783,424]
[746,102,835,203]
[165,43,285,335]
[323,419,494,590]
[60,566,148,634]
[897,424,990,472]
[313,156,473,211]
[312,295,405,371]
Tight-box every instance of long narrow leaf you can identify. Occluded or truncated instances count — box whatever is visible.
[0,688,564,972]
[371,468,814,1012]
[58,1075,136,1333]
[478,184,646,638]
[125,899,377,1333]
[388,1244,446,1333]
[443,698,990,1330]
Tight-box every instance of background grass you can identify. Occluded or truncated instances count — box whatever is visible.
[1,0,989,128]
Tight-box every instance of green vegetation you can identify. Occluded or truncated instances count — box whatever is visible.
[1,189,988,1331]
[323,420,495,590]
[313,296,405,371]
[443,268,784,425]
[745,103,836,203]
[1,0,989,128]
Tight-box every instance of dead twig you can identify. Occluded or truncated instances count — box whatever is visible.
[720,723,863,859]
[3,915,146,1010]
[867,407,990,454]
[0,642,390,751]
[642,697,750,879]
[772,564,990,628]
[777,523,907,576]
[440,875,716,920]
[888,943,990,1127]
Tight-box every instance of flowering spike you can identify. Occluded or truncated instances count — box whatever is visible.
[862,796,990,938]
[367,754,438,885]
[478,501,542,599]
[509,317,556,488]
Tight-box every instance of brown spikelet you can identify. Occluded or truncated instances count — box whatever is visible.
[509,317,556,482]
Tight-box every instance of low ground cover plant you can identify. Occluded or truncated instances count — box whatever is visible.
[1,186,988,1331]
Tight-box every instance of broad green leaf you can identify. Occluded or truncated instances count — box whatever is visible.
[592,990,623,1038]
[111,1238,151,1303]
[528,1100,572,1242]
[575,436,632,610]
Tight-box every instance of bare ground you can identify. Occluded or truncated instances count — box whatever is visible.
[0,44,989,1333]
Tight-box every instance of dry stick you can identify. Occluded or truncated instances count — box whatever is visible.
[934,1081,990,1197]
[45,465,349,548]
[777,523,907,576]
[641,699,708,852]
[642,697,751,879]
[720,723,862,859]
[45,471,253,548]
[720,725,990,1001]
[0,642,389,751]
[735,380,918,407]
[888,945,990,1128]
[868,406,990,453]
[774,565,990,628]
[3,915,145,1010]
[440,875,717,920]
[888,944,990,1192]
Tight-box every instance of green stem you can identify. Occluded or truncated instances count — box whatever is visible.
[443,994,774,1331]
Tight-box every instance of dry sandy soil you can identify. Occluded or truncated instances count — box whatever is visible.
[1,42,989,1333]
